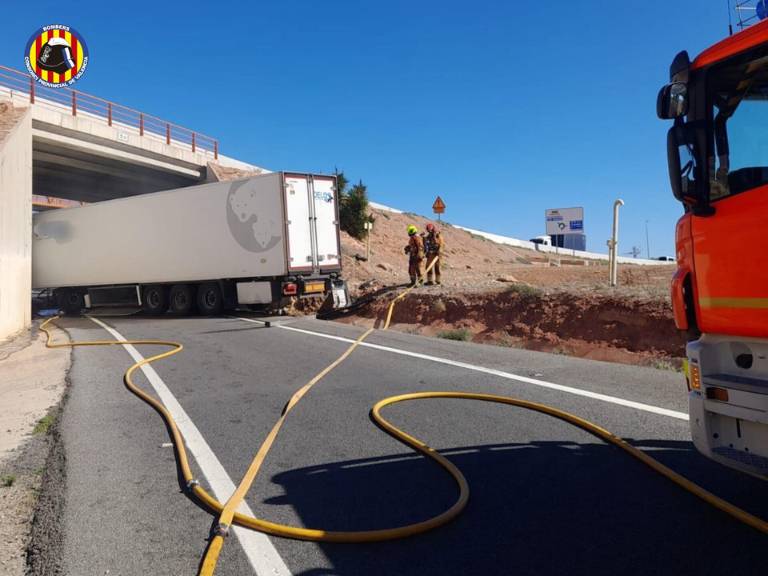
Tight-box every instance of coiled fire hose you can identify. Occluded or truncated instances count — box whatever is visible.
[40,258,768,576]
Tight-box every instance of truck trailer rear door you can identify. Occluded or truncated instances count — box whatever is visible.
[311,175,341,272]
[284,174,314,272]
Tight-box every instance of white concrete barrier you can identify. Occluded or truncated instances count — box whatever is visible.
[369,201,668,266]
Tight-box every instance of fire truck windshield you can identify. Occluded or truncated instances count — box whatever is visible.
[709,52,768,199]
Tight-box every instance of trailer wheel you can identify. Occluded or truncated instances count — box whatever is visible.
[56,289,84,316]
[196,283,223,316]
[142,285,168,315]
[169,284,194,315]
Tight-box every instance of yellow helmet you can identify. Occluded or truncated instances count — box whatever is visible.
[407,225,418,236]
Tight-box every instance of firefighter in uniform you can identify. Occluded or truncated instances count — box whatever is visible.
[404,225,424,286]
[424,223,444,285]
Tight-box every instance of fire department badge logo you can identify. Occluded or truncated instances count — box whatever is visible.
[24,25,89,88]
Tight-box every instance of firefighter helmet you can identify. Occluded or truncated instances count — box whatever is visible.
[407,225,418,236]
[37,37,75,75]
[426,223,436,233]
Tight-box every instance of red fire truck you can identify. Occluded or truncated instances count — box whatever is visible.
[658,18,768,478]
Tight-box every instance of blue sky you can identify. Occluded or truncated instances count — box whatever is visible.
[4,1,736,255]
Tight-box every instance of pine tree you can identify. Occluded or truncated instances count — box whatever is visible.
[338,175,371,240]
[334,168,349,198]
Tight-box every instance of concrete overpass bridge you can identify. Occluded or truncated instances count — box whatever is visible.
[0,65,265,338]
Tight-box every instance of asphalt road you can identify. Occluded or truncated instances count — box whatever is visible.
[52,314,768,576]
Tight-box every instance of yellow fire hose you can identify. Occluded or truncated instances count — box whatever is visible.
[40,257,768,576]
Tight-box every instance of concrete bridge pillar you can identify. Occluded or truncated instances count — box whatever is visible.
[0,102,33,340]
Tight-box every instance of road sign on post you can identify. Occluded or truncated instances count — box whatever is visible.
[545,207,584,235]
[432,196,446,221]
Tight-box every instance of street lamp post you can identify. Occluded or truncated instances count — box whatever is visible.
[645,219,651,260]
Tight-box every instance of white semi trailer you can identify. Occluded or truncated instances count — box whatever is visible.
[32,172,349,315]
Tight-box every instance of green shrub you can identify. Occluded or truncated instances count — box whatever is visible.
[437,328,472,341]
[33,414,54,435]
[1,474,16,487]
[650,359,684,372]
[506,284,542,298]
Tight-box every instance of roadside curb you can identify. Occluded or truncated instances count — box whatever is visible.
[25,323,73,576]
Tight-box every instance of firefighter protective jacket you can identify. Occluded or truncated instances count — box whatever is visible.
[407,235,425,260]
[425,232,444,256]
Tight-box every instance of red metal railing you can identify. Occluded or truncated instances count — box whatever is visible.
[32,195,87,209]
[0,65,218,159]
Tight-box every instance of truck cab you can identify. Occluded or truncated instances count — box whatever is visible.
[658,20,768,478]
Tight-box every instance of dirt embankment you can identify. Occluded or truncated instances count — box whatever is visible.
[332,206,680,367]
[0,101,28,146]
[340,207,674,301]
[339,287,687,367]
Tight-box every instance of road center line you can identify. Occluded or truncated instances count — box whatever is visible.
[88,317,292,576]
[235,317,688,421]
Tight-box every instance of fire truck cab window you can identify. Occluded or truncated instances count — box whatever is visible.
[710,53,768,199]
[678,140,697,198]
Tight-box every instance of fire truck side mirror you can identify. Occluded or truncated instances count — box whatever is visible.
[657,82,688,119]
[667,126,683,200]
[667,124,699,206]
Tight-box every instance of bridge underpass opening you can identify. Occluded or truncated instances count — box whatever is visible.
[33,136,203,205]
[0,63,247,339]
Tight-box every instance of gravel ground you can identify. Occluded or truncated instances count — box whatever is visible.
[0,407,67,576]
[0,324,70,576]
[0,432,50,575]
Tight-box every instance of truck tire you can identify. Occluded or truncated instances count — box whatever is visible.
[56,289,84,316]
[142,285,168,315]
[196,283,223,315]
[169,284,194,315]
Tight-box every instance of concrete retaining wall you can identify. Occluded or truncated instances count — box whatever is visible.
[0,104,32,341]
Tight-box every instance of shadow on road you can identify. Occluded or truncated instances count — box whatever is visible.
[198,324,269,335]
[268,438,768,576]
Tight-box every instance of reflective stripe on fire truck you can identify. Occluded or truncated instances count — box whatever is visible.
[699,297,768,309]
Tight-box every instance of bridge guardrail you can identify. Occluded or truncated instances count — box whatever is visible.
[0,65,218,159]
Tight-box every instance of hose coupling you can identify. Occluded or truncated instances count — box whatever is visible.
[186,478,200,492]
[213,523,230,538]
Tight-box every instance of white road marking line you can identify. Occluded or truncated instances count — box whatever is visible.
[235,317,689,421]
[88,317,292,576]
